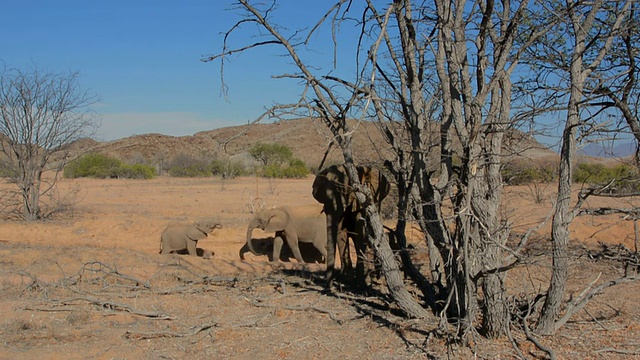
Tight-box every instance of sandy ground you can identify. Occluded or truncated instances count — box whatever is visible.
[0,176,639,359]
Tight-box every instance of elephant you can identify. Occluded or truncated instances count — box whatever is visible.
[243,205,327,263]
[239,236,325,263]
[312,164,391,287]
[159,218,222,256]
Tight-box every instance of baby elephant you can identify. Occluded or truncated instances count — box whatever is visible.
[160,218,222,256]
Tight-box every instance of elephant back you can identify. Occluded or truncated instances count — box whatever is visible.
[314,164,390,213]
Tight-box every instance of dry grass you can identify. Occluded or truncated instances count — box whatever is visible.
[0,175,639,359]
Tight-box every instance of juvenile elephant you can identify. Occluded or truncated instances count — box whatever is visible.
[160,218,222,256]
[312,164,390,286]
[243,205,327,263]
[239,237,325,263]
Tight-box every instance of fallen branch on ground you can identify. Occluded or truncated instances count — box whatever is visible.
[243,296,344,324]
[124,323,217,340]
[78,261,151,289]
[47,296,173,319]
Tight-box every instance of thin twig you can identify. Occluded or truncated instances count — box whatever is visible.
[594,348,640,355]
[523,302,556,360]
[505,316,526,360]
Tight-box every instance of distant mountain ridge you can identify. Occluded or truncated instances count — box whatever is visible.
[579,141,635,158]
[70,118,557,168]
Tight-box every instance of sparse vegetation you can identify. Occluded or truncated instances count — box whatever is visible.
[1,173,635,360]
[0,66,99,221]
[167,153,212,177]
[64,153,156,179]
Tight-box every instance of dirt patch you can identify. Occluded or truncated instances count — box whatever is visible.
[0,176,639,359]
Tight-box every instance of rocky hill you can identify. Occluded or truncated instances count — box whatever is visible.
[79,117,556,169]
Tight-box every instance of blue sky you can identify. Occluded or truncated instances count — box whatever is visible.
[0,1,339,141]
[3,1,627,154]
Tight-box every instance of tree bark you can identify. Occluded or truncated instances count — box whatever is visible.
[364,203,431,318]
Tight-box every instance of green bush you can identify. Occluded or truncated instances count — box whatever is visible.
[64,153,156,179]
[282,159,310,178]
[248,143,309,178]
[260,159,309,178]
[118,164,156,179]
[262,163,282,178]
[168,164,211,177]
[573,162,639,191]
[64,153,122,179]
[211,159,247,179]
[502,160,556,185]
[249,143,293,166]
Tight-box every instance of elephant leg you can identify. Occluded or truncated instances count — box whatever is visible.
[313,240,327,261]
[337,228,352,272]
[324,212,340,284]
[186,240,197,256]
[160,243,170,254]
[272,235,284,262]
[311,236,327,264]
[282,234,305,263]
[354,217,371,288]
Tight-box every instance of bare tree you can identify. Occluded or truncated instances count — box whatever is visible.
[0,66,99,221]
[205,0,430,319]
[354,0,554,338]
[590,2,640,165]
[526,0,634,335]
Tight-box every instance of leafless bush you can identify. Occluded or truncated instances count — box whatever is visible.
[126,152,150,166]
[243,190,265,214]
[527,182,551,204]
[0,188,22,220]
[0,66,99,221]
[265,177,278,195]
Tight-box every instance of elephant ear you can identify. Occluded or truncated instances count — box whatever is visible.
[263,209,289,233]
[312,170,330,204]
[359,166,391,205]
[313,165,349,206]
[186,226,208,241]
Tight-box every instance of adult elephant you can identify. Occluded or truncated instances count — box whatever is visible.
[243,205,327,263]
[239,236,326,263]
[312,164,390,286]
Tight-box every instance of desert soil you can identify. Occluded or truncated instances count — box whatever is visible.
[0,176,639,359]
